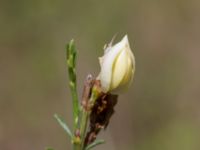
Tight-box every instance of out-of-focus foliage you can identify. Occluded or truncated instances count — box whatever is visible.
[0,0,200,150]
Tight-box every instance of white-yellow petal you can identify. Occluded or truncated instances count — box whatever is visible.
[99,37,128,92]
[110,50,128,90]
[98,35,135,93]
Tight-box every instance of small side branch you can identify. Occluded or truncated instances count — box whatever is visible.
[66,40,79,129]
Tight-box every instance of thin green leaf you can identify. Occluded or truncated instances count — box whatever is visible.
[66,40,79,129]
[85,139,105,150]
[54,114,73,139]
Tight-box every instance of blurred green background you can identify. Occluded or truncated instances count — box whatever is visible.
[1,0,200,150]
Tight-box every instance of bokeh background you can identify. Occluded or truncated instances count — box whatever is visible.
[1,0,200,150]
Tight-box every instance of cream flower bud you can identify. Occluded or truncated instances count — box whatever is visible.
[98,35,135,93]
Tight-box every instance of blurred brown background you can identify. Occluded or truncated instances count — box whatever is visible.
[1,0,200,150]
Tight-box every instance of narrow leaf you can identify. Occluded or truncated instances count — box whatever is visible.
[85,139,105,150]
[54,114,73,138]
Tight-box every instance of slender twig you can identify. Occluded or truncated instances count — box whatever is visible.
[66,40,79,130]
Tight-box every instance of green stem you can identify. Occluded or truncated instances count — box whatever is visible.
[80,109,89,149]
[79,88,100,150]
[71,109,89,150]
[69,81,79,129]
[73,143,81,150]
[72,90,97,150]
[72,89,100,150]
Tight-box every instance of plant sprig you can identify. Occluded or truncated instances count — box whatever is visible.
[66,40,79,129]
[52,40,111,150]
